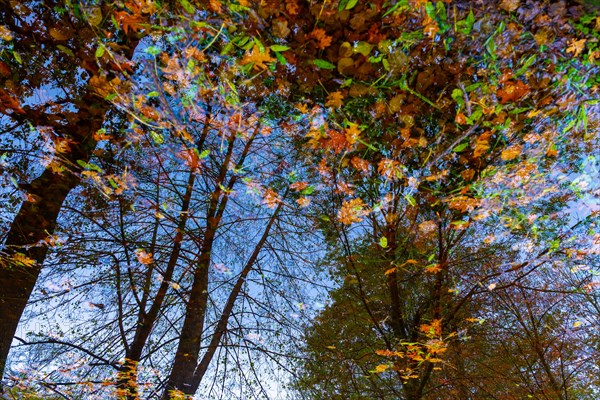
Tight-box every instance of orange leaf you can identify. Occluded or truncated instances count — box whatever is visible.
[136,249,153,265]
[344,124,361,145]
[325,91,344,108]
[500,144,522,161]
[309,28,332,50]
[241,45,275,71]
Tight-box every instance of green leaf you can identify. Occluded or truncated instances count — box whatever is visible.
[354,41,373,56]
[145,46,161,56]
[301,186,315,195]
[453,142,469,152]
[270,45,290,52]
[198,149,210,159]
[515,55,536,76]
[57,45,74,57]
[149,131,164,145]
[147,91,159,98]
[404,193,416,206]
[178,0,196,14]
[345,0,359,10]
[379,237,388,248]
[12,51,21,64]
[383,0,409,17]
[451,88,464,105]
[95,46,105,58]
[274,51,287,65]
[313,59,335,69]
[253,37,265,53]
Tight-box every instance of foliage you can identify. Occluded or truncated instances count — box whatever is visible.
[0,0,599,399]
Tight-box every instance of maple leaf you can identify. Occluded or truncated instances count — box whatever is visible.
[325,91,344,108]
[136,249,153,264]
[241,45,275,71]
[325,130,349,154]
[113,10,144,35]
[373,364,390,373]
[309,28,332,50]
[344,124,361,145]
[566,38,586,58]
[262,188,280,208]
[497,80,530,104]
[338,198,368,224]
[501,144,522,161]
[350,157,370,174]
[290,181,309,191]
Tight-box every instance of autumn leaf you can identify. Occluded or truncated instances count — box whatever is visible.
[420,319,442,337]
[113,10,144,35]
[372,364,390,373]
[501,144,522,161]
[499,0,519,12]
[296,197,311,207]
[338,198,368,224]
[497,80,529,104]
[309,28,333,50]
[377,159,403,180]
[262,188,280,208]
[566,38,586,58]
[0,88,25,115]
[136,249,153,264]
[344,124,361,145]
[325,91,344,108]
[425,264,442,274]
[241,45,275,71]
[0,25,13,41]
[473,131,492,158]
[12,253,36,267]
[350,157,370,174]
[325,130,349,154]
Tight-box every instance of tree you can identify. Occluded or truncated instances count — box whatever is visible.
[288,0,600,398]
[0,0,151,381]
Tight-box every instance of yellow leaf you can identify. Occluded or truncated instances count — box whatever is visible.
[573,321,582,327]
[373,364,390,373]
[344,124,361,145]
[566,38,586,58]
[425,264,442,274]
[325,91,344,108]
[12,253,36,267]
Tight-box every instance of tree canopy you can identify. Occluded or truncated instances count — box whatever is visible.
[1,0,599,399]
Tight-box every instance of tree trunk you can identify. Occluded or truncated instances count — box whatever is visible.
[0,98,103,377]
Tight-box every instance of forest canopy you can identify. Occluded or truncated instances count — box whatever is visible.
[1,0,599,399]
